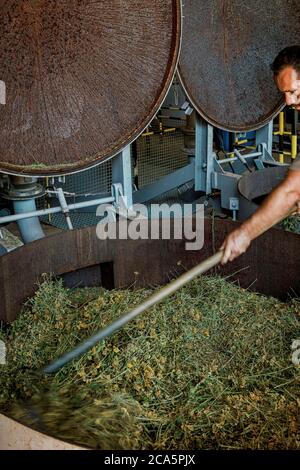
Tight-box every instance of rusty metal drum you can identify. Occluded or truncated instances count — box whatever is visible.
[0,1,181,176]
[178,0,300,131]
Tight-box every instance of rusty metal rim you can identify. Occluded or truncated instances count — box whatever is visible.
[0,1,182,177]
[2,218,300,324]
[177,68,285,132]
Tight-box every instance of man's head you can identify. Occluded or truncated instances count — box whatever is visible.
[271,46,300,110]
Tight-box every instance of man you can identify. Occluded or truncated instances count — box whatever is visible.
[221,45,300,264]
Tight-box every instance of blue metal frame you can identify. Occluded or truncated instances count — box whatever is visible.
[133,113,281,219]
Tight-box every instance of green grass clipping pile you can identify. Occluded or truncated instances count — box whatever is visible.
[0,274,299,450]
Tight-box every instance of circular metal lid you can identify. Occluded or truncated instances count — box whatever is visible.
[178,0,300,132]
[0,1,181,176]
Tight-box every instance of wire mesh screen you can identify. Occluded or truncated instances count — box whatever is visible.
[39,129,188,230]
[136,129,187,188]
[58,162,112,196]
[38,161,112,230]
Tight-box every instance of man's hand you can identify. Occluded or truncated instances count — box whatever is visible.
[220,228,252,264]
[219,169,300,265]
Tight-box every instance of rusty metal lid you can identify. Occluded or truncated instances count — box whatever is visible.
[238,166,288,201]
[178,0,300,132]
[0,1,181,176]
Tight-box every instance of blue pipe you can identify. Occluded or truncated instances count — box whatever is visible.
[13,199,45,243]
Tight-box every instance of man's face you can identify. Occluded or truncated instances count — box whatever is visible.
[274,66,300,110]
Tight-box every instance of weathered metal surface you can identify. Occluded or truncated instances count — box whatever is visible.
[0,1,181,176]
[238,166,288,201]
[1,218,300,323]
[178,0,300,131]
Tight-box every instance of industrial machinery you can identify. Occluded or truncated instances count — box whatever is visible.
[1,0,300,449]
[135,0,300,219]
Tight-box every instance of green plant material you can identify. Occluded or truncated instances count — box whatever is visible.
[280,214,300,234]
[0,275,299,450]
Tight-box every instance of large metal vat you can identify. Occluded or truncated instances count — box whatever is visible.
[1,219,300,448]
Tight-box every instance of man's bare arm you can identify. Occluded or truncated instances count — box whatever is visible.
[221,169,300,263]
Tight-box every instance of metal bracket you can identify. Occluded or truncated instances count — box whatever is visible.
[195,114,214,193]
[229,197,239,221]
[111,183,123,209]
[111,183,136,220]
[57,187,73,230]
[257,142,276,163]
[111,146,133,209]
[181,100,194,116]
[48,176,66,187]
